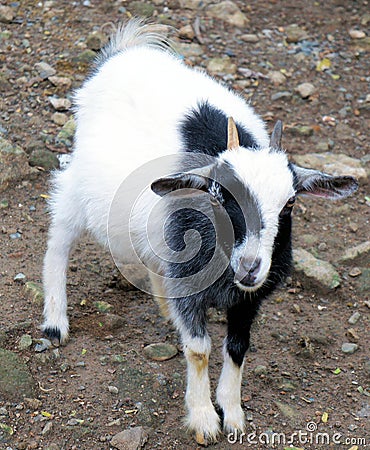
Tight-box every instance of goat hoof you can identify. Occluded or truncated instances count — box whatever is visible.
[195,431,218,447]
[42,326,63,346]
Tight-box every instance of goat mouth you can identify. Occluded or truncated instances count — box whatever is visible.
[235,279,264,292]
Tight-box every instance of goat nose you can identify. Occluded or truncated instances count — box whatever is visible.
[239,258,261,286]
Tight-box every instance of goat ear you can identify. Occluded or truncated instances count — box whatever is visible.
[292,164,359,199]
[151,172,209,197]
[270,120,283,149]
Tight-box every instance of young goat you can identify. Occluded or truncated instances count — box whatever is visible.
[42,20,358,445]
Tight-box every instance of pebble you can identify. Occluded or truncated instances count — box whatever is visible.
[51,112,68,126]
[176,42,203,57]
[341,343,358,354]
[347,328,359,341]
[24,281,44,305]
[34,338,52,352]
[349,267,362,277]
[285,24,309,43]
[111,426,148,450]
[48,76,72,89]
[143,343,178,361]
[268,71,286,85]
[94,301,113,313]
[42,421,53,435]
[0,5,14,23]
[206,1,248,28]
[348,312,361,325]
[14,272,26,282]
[271,91,292,101]
[34,62,56,80]
[108,385,119,394]
[318,242,327,251]
[55,118,76,147]
[86,32,106,51]
[207,57,237,75]
[179,0,212,8]
[287,125,313,137]
[178,24,195,41]
[0,137,31,190]
[293,248,341,291]
[240,34,259,43]
[73,49,96,64]
[349,29,366,39]
[128,1,155,17]
[29,149,60,170]
[295,82,316,99]
[339,241,370,265]
[19,334,33,350]
[49,97,72,111]
[0,407,8,416]
[9,232,22,239]
[254,365,268,375]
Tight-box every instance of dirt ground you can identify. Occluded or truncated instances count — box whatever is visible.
[0,0,369,449]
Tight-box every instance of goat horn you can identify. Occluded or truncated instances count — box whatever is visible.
[227,117,239,150]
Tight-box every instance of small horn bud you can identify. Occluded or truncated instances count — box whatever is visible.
[227,117,240,150]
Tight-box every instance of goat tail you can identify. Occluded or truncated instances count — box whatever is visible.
[97,18,175,64]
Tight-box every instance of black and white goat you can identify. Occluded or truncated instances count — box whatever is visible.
[42,20,358,445]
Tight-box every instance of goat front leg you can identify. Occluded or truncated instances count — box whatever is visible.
[216,301,256,435]
[176,310,220,446]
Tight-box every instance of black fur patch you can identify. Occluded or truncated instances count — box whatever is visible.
[180,101,258,156]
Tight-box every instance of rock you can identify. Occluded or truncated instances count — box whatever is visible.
[207,1,248,28]
[24,281,44,305]
[48,76,72,89]
[0,348,36,400]
[207,57,237,75]
[176,42,203,57]
[129,1,155,17]
[178,24,195,40]
[286,125,313,137]
[101,314,125,331]
[292,152,367,180]
[271,91,292,101]
[34,338,52,352]
[34,62,56,80]
[14,272,26,282]
[349,267,362,277]
[341,343,358,354]
[293,248,341,291]
[42,421,53,435]
[274,401,301,423]
[51,112,68,126]
[49,97,72,111]
[349,29,366,39]
[268,70,286,85]
[339,241,370,265]
[240,34,259,43]
[254,365,268,375]
[0,137,31,190]
[108,385,119,394]
[295,82,316,99]
[24,397,42,410]
[111,427,148,450]
[0,5,14,23]
[19,334,33,350]
[86,32,106,51]
[74,49,96,64]
[56,118,76,147]
[285,24,309,43]
[29,149,60,170]
[348,311,361,325]
[143,343,178,361]
[179,0,212,9]
[94,301,113,313]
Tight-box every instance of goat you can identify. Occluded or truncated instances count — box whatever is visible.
[42,19,358,445]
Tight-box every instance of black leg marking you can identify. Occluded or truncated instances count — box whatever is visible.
[43,326,61,344]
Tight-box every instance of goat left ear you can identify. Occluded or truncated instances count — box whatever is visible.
[151,172,209,197]
[292,164,359,199]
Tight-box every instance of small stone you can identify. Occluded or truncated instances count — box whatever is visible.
[268,70,286,85]
[349,222,359,233]
[19,334,33,350]
[111,426,148,450]
[349,267,362,277]
[34,62,56,80]
[0,137,31,191]
[29,149,60,170]
[206,1,248,28]
[318,242,327,251]
[86,32,106,51]
[143,343,178,361]
[287,125,314,137]
[176,42,203,57]
[49,97,72,111]
[347,328,359,341]
[101,314,125,331]
[0,5,15,23]
[48,76,72,89]
[341,343,358,354]
[55,118,76,147]
[240,34,259,43]
[285,24,309,43]
[108,385,119,394]
[0,407,8,416]
[51,112,68,126]
[295,82,316,99]
[74,49,96,64]
[94,301,113,313]
[42,421,53,435]
[0,199,8,208]
[34,338,52,352]
[14,272,26,282]
[339,241,370,265]
[178,24,195,40]
[348,312,361,325]
[349,29,366,39]
[293,248,341,291]
[24,281,44,304]
[179,0,212,9]
[129,1,155,17]
[207,57,237,75]
[271,91,292,101]
[254,365,268,375]
[67,418,81,426]
[292,153,367,180]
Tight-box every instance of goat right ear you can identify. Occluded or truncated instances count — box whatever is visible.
[151,172,209,197]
